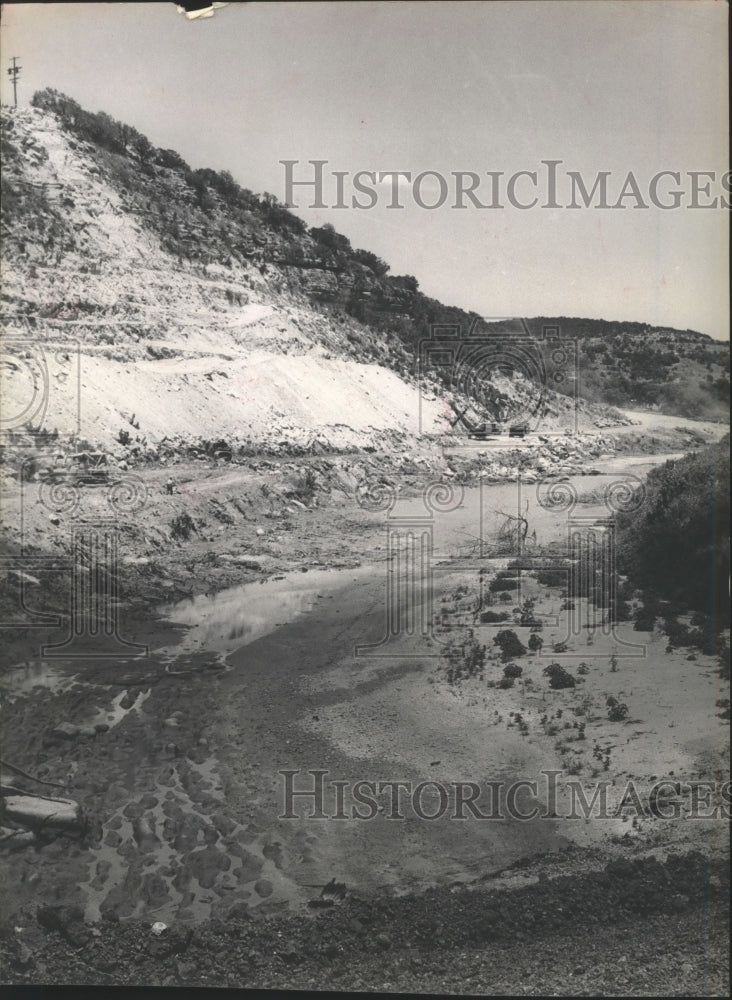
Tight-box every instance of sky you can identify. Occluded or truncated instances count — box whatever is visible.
[1,1,728,340]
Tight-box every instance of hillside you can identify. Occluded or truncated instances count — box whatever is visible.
[0,104,444,455]
[0,100,608,458]
[1,89,727,463]
[495,317,729,419]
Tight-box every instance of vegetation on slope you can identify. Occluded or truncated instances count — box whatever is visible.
[3,88,729,420]
[616,435,731,629]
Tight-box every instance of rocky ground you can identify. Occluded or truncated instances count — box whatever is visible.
[2,850,728,992]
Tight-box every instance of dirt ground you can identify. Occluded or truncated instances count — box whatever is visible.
[0,417,729,991]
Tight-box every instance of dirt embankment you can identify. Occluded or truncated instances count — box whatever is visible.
[2,409,723,626]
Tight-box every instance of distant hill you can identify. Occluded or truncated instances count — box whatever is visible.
[2,88,729,444]
[492,317,729,418]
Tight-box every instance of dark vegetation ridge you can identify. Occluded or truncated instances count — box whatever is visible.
[617,434,731,635]
[2,88,728,420]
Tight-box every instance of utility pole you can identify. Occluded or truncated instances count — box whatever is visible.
[7,56,21,107]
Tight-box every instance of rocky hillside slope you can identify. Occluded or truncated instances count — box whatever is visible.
[2,92,724,463]
[1,106,453,455]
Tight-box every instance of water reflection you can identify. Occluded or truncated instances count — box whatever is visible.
[160,565,374,656]
[0,659,74,696]
[159,456,679,660]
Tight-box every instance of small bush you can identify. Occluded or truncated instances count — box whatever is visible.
[607,701,629,722]
[543,662,576,689]
[610,598,633,622]
[536,568,567,587]
[503,662,523,679]
[480,610,509,624]
[528,633,544,653]
[663,617,692,647]
[633,606,657,631]
[170,512,196,541]
[493,630,527,660]
[518,597,539,626]
[293,467,318,502]
[717,639,730,680]
[443,637,486,683]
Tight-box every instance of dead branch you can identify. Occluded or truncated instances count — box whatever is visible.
[0,757,68,791]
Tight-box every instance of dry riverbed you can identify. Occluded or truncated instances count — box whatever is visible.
[0,426,729,991]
